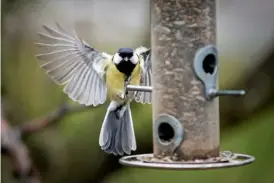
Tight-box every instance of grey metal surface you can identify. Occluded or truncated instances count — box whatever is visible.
[208,89,246,98]
[193,45,246,100]
[153,114,184,154]
[126,85,153,92]
[193,45,219,101]
[119,152,255,170]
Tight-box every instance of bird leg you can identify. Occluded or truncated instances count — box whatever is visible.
[124,76,132,96]
[140,74,144,84]
[116,76,132,101]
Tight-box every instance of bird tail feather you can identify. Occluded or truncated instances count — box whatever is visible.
[99,104,136,156]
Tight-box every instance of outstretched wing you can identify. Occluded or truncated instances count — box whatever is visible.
[134,46,152,104]
[35,23,112,106]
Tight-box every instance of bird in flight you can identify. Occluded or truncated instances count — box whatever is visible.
[35,23,152,156]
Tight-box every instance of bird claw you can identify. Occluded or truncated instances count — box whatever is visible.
[140,74,144,84]
[118,93,125,100]
[124,77,132,96]
[124,76,131,87]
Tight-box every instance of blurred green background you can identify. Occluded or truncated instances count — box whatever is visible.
[1,0,274,183]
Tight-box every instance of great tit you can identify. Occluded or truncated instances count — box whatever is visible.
[35,23,152,156]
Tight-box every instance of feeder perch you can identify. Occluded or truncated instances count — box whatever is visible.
[119,0,255,170]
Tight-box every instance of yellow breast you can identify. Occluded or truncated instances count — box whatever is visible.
[106,62,141,101]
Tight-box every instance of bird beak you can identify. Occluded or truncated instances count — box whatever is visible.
[124,57,128,61]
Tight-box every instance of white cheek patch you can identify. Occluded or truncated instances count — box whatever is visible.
[113,53,122,64]
[130,53,139,64]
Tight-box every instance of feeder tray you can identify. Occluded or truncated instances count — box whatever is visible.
[119,151,255,170]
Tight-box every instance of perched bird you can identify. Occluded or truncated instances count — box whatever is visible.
[35,23,152,156]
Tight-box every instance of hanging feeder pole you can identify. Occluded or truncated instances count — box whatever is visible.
[120,0,255,169]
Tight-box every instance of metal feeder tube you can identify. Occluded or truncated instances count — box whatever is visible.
[120,0,255,170]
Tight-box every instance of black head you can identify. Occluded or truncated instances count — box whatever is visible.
[118,48,134,60]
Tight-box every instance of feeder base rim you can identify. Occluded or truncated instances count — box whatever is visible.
[119,152,255,170]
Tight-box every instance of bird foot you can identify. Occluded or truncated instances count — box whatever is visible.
[118,93,125,100]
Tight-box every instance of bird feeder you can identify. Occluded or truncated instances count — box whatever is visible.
[119,0,255,169]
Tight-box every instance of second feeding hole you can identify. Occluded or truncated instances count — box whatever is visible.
[202,54,216,75]
[158,122,175,143]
